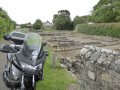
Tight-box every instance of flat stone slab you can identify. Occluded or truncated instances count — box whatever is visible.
[89,51,101,62]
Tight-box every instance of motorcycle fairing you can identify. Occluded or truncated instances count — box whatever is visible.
[15,51,46,67]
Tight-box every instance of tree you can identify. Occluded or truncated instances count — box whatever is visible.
[80,15,89,23]
[52,14,58,24]
[12,21,17,29]
[0,8,15,38]
[91,0,120,23]
[33,19,43,30]
[58,10,70,16]
[0,17,7,38]
[0,7,15,32]
[73,15,88,29]
[53,10,72,30]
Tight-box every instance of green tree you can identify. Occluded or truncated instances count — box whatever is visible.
[33,19,43,30]
[12,21,17,29]
[53,10,72,30]
[0,8,15,31]
[0,17,7,38]
[73,16,84,28]
[0,8,15,39]
[81,15,89,23]
[73,16,88,29]
[91,0,120,23]
[58,10,70,16]
[52,14,58,24]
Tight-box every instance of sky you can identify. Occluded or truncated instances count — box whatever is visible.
[0,0,99,24]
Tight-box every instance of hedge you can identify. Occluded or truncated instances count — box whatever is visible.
[0,8,16,40]
[76,23,120,38]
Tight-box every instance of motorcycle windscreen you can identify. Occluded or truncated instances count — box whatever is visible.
[24,33,42,56]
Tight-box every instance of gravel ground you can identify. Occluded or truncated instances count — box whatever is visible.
[0,40,10,90]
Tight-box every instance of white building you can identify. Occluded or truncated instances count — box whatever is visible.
[43,21,53,29]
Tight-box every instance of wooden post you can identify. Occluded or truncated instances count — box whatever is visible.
[51,52,56,68]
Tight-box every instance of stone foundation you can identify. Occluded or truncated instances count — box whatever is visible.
[58,46,120,90]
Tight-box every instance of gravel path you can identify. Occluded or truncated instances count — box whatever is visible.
[0,40,10,90]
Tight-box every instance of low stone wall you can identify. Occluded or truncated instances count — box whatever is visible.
[40,32,63,36]
[58,46,120,90]
[48,37,74,42]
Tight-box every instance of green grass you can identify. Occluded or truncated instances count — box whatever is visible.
[20,28,28,33]
[36,47,76,90]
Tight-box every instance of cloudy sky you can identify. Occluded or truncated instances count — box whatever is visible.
[0,0,99,24]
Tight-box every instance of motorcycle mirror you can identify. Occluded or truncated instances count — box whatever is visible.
[43,42,47,46]
[44,50,49,56]
[3,34,11,40]
[0,44,17,53]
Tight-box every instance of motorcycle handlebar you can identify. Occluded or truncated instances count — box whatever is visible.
[10,44,23,51]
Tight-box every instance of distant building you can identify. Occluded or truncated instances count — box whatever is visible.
[88,22,94,24]
[26,22,32,27]
[43,21,53,29]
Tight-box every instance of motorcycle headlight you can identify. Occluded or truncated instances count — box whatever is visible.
[32,51,38,61]
[32,56,37,61]
[21,64,42,71]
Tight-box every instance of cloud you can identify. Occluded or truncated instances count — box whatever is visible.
[0,0,99,24]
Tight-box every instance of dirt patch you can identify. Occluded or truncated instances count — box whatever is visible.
[56,49,80,58]
[66,83,81,90]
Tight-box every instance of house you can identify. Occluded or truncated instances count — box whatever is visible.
[88,22,94,24]
[43,21,53,29]
[26,22,32,27]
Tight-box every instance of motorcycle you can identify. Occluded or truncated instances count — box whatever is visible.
[0,31,49,90]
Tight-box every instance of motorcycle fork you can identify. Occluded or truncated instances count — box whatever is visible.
[21,74,25,89]
[32,75,36,88]
[21,74,36,89]
[9,60,13,81]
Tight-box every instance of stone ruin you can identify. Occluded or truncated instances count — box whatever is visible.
[47,34,120,52]
[48,37,105,52]
[30,31,119,52]
[30,30,63,36]
[48,37,73,42]
[58,46,120,90]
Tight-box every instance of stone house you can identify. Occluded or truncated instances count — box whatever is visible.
[43,20,53,29]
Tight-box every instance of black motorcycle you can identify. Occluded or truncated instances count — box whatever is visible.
[0,31,49,90]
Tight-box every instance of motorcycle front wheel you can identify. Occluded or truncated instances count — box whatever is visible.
[19,82,36,90]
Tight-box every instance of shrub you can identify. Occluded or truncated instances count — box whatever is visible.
[76,23,120,38]
[33,19,43,30]
[0,17,7,39]
[0,8,16,40]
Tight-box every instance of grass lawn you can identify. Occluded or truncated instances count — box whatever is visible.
[20,28,28,33]
[36,47,76,90]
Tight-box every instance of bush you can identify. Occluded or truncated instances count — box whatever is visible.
[0,17,7,39]
[76,23,120,38]
[0,8,16,40]
[33,19,43,30]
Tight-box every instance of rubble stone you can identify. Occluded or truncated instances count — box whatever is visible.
[58,46,120,90]
[89,51,101,62]
[87,71,95,80]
